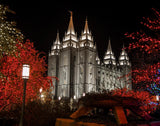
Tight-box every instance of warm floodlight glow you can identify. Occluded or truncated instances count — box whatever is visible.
[39,87,42,93]
[156,95,159,101]
[41,94,44,98]
[22,64,30,79]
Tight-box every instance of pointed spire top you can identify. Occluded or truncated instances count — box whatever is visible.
[107,36,112,52]
[122,43,125,48]
[122,43,125,50]
[67,11,75,35]
[119,44,131,66]
[69,11,73,17]
[104,37,116,65]
[50,30,61,55]
[84,17,89,34]
[55,31,60,44]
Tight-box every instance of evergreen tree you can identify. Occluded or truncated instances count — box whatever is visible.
[0,4,23,58]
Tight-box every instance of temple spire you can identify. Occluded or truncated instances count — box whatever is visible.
[67,11,75,35]
[55,31,60,44]
[107,37,112,53]
[84,17,89,34]
[50,31,61,55]
[79,18,94,48]
[103,37,116,65]
[119,44,131,66]
[63,11,78,47]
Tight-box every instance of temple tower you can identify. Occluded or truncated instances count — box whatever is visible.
[76,18,97,98]
[58,12,78,98]
[48,32,61,98]
[119,45,132,89]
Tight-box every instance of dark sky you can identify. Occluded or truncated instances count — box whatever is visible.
[2,0,160,59]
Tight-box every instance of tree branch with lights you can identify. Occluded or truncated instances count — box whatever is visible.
[0,40,53,111]
[125,8,160,90]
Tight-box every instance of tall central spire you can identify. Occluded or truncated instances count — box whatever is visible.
[67,11,75,35]
[84,18,89,34]
[63,11,78,48]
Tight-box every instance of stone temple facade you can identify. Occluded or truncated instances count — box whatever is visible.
[48,13,132,99]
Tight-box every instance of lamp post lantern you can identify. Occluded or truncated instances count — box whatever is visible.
[19,64,30,126]
[156,95,159,101]
[22,64,30,79]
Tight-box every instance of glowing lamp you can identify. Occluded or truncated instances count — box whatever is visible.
[156,95,159,101]
[22,64,30,79]
[41,94,44,98]
[19,64,30,126]
[39,88,42,93]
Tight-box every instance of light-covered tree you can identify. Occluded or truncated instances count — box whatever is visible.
[125,8,160,90]
[0,4,23,58]
[0,40,52,111]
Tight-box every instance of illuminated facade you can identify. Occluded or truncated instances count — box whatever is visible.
[48,13,132,99]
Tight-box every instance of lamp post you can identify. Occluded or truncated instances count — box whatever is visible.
[19,64,30,126]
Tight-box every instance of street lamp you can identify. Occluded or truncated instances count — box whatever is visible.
[22,64,30,79]
[39,87,42,93]
[19,64,30,126]
[156,95,159,101]
[58,96,61,100]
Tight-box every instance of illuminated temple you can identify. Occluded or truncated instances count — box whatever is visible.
[48,13,132,99]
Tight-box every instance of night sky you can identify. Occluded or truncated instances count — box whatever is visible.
[2,0,160,59]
